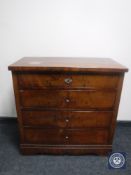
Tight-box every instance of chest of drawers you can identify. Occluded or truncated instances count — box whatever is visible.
[8,57,128,155]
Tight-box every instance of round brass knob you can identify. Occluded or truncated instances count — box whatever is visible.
[65,119,69,122]
[65,136,69,139]
[65,98,70,103]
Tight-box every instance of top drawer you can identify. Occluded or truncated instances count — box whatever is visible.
[18,73,119,90]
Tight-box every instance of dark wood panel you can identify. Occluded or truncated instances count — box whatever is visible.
[20,90,116,110]
[18,73,119,89]
[20,145,112,155]
[24,128,109,145]
[22,110,112,128]
[8,57,128,155]
[11,72,25,143]
[8,57,128,73]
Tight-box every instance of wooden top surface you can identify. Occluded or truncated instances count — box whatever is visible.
[8,57,128,73]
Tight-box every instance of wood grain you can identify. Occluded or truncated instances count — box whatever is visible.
[8,57,128,73]
[18,73,119,90]
[22,110,112,128]
[8,57,128,155]
[20,90,116,110]
[24,128,109,145]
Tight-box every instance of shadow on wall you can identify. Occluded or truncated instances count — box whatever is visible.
[8,86,17,117]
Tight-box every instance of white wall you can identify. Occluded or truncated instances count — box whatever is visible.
[0,0,130,120]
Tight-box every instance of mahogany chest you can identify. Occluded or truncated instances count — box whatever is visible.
[8,57,128,155]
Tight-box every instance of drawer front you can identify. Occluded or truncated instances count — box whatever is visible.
[18,73,119,89]
[20,90,116,110]
[22,111,112,128]
[24,128,109,145]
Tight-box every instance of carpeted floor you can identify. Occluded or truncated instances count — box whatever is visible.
[0,121,131,175]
